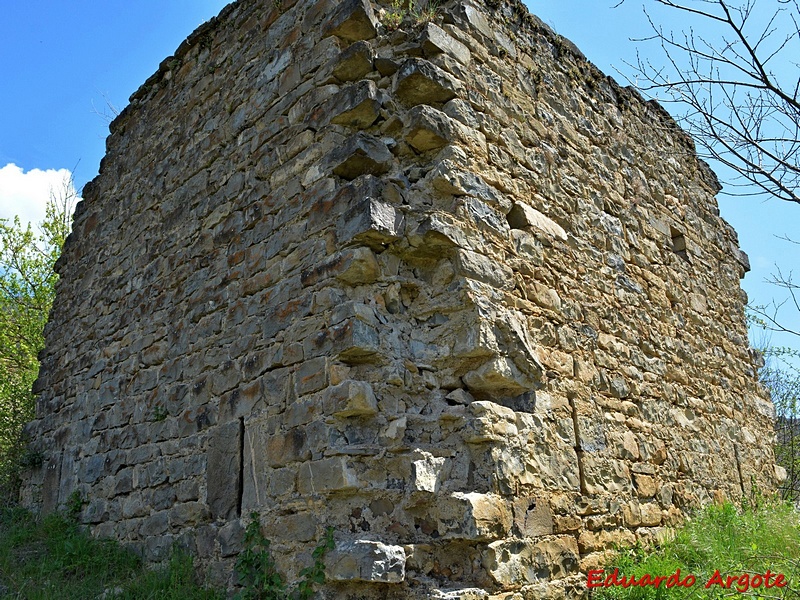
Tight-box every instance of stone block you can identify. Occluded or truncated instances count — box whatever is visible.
[485,537,579,585]
[420,23,471,65]
[338,193,403,248]
[331,133,393,180]
[266,428,310,467]
[433,492,512,541]
[463,357,537,397]
[41,454,62,515]
[326,540,406,583]
[411,453,447,493]
[322,0,378,42]
[633,473,657,498]
[507,202,567,242]
[416,213,469,250]
[464,400,518,443]
[336,247,380,284]
[429,163,511,212]
[333,41,374,81]
[206,421,242,521]
[581,456,632,495]
[512,496,554,537]
[404,105,458,151]
[454,249,515,290]
[294,356,328,396]
[324,380,378,417]
[393,58,461,106]
[328,80,382,129]
[298,457,359,494]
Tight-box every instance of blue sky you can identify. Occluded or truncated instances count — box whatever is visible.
[0,0,797,360]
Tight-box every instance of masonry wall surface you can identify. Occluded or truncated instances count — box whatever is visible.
[22,0,780,598]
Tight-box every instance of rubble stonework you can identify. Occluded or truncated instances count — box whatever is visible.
[22,0,781,597]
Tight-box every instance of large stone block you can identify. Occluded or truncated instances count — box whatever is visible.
[420,23,471,65]
[333,41,374,81]
[463,357,538,397]
[324,380,378,417]
[206,421,242,521]
[297,457,359,494]
[393,58,461,106]
[484,537,580,585]
[328,80,382,129]
[432,492,513,541]
[322,0,378,42]
[326,540,406,583]
[338,189,404,248]
[331,133,394,180]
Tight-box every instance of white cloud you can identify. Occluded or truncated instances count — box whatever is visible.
[0,163,81,229]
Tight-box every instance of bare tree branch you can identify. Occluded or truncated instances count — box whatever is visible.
[619,0,800,204]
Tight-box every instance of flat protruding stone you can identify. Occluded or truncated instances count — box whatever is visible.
[326,540,406,583]
[420,23,471,65]
[333,41,374,81]
[433,492,513,541]
[464,400,518,443]
[338,190,403,248]
[394,58,461,106]
[507,202,568,242]
[331,133,393,179]
[324,380,378,417]
[329,80,382,129]
[404,105,457,151]
[463,356,539,397]
[323,0,378,42]
[336,246,380,284]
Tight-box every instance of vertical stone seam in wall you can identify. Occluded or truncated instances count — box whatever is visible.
[567,393,587,497]
[237,417,245,518]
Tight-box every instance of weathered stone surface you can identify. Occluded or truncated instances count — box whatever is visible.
[297,457,359,494]
[331,133,393,179]
[206,421,241,521]
[329,80,382,129]
[485,537,580,585]
[404,105,458,151]
[21,0,778,598]
[507,202,568,242]
[333,41,374,81]
[323,0,378,42]
[411,452,447,493]
[420,23,471,66]
[463,357,538,397]
[324,380,378,417]
[326,540,406,583]
[394,58,461,106]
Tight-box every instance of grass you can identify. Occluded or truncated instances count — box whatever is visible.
[0,496,798,598]
[591,498,800,599]
[0,506,222,599]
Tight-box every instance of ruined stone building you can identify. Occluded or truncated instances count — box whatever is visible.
[22,0,781,597]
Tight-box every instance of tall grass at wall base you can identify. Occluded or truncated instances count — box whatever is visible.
[0,506,222,599]
[592,499,800,599]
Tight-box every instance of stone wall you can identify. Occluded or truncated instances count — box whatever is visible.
[22,0,780,597]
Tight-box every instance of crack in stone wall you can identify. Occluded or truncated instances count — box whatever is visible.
[21,0,780,598]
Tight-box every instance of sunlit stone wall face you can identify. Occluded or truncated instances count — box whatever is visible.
[22,0,779,597]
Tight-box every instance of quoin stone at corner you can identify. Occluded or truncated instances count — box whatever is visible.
[21,0,782,598]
